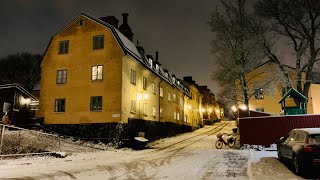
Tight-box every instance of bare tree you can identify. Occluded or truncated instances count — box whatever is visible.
[209,0,281,111]
[255,0,320,98]
[0,53,42,92]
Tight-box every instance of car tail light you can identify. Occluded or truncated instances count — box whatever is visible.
[303,145,313,152]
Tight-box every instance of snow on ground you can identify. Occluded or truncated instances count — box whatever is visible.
[0,121,309,180]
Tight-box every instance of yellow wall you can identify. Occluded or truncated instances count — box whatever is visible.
[247,61,310,115]
[184,85,203,127]
[308,84,320,114]
[121,56,161,123]
[39,16,124,124]
[39,14,203,128]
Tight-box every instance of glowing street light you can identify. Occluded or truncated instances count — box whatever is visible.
[231,105,237,112]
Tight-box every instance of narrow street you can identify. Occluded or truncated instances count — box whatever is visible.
[0,121,304,179]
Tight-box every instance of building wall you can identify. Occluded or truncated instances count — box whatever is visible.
[39,16,124,124]
[309,84,320,114]
[184,85,203,127]
[121,56,161,123]
[247,61,309,115]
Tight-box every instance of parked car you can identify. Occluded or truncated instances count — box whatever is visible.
[277,128,320,175]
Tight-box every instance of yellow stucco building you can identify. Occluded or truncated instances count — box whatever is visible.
[38,13,205,141]
[245,61,320,115]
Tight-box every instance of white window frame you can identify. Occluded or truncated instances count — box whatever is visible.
[91,65,103,80]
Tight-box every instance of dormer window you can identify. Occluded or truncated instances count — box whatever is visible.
[173,77,175,83]
[149,59,153,68]
[165,72,168,78]
[156,64,159,71]
[177,81,180,85]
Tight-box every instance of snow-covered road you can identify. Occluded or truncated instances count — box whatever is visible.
[0,121,307,179]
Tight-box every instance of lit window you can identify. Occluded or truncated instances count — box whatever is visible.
[58,40,69,54]
[93,35,104,49]
[131,69,136,85]
[90,96,102,111]
[91,65,103,80]
[174,112,176,120]
[56,69,67,84]
[54,99,65,112]
[173,93,176,102]
[152,82,156,94]
[168,92,171,101]
[180,97,183,106]
[160,87,163,97]
[143,76,147,90]
[255,88,264,99]
[130,100,136,113]
[153,106,156,117]
[177,113,180,120]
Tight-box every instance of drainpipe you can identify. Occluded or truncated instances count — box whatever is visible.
[159,78,163,122]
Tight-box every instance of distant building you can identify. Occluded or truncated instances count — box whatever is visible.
[243,61,320,115]
[0,84,38,126]
[38,13,214,141]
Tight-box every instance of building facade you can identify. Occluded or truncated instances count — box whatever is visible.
[246,61,320,115]
[38,13,214,141]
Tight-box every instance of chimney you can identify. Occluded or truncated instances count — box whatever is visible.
[183,76,193,83]
[122,13,128,25]
[99,16,119,28]
[155,51,159,61]
[119,13,134,41]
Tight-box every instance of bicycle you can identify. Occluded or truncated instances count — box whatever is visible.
[215,133,236,149]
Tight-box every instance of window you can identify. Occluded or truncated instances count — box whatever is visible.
[174,112,176,120]
[256,108,264,112]
[180,97,184,106]
[90,96,102,111]
[143,76,147,90]
[91,65,103,80]
[254,88,264,99]
[79,19,84,26]
[152,82,156,94]
[130,100,136,113]
[93,35,104,49]
[160,87,163,97]
[56,69,67,84]
[168,92,171,101]
[143,102,147,116]
[177,113,180,120]
[130,69,136,85]
[58,40,69,54]
[153,106,156,117]
[54,99,65,112]
[173,93,176,102]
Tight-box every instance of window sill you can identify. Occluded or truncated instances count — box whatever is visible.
[91,79,103,82]
[90,110,102,112]
[130,111,136,114]
[143,114,148,117]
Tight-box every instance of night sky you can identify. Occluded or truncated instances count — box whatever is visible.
[0,0,220,94]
